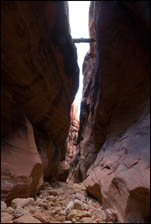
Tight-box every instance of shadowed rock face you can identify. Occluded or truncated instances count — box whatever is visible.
[1,1,79,204]
[70,1,150,223]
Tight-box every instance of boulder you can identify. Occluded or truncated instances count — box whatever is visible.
[45,195,57,202]
[80,217,95,223]
[48,189,59,196]
[64,221,72,223]
[14,214,41,223]
[65,201,74,213]
[1,118,43,205]
[51,208,61,215]
[58,161,70,182]
[67,209,91,221]
[7,207,15,215]
[73,199,85,210]
[14,207,30,218]
[74,193,86,201]
[11,198,35,209]
[1,213,13,223]
[1,201,7,212]
[33,211,50,223]
[35,198,49,209]
[55,215,66,222]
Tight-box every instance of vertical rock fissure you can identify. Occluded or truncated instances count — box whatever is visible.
[66,1,91,167]
[67,1,97,182]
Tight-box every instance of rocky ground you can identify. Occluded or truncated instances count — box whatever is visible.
[1,181,118,223]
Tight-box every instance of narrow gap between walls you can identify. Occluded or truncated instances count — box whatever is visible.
[68,1,90,121]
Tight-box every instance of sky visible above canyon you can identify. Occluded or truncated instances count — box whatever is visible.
[68,1,90,119]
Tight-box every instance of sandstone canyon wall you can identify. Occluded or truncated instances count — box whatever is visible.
[66,103,79,165]
[1,1,79,204]
[70,1,150,223]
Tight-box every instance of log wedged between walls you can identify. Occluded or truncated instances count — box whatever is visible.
[1,1,79,204]
[69,1,150,223]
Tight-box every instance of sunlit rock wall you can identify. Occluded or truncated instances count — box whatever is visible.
[66,103,79,165]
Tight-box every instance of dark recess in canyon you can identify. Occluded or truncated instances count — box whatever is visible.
[1,1,150,223]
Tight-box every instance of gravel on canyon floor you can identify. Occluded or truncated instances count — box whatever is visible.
[1,181,118,223]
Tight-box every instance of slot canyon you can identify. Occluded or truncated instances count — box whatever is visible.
[1,1,150,223]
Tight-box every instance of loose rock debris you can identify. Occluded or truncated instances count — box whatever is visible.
[1,181,117,223]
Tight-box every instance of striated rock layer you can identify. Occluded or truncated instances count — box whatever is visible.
[1,1,79,204]
[66,103,79,165]
[70,1,150,223]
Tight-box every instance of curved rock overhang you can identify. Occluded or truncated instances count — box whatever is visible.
[1,1,79,204]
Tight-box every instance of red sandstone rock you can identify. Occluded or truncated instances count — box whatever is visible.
[33,211,49,223]
[58,161,70,182]
[1,1,79,201]
[66,103,79,165]
[70,1,150,223]
[1,118,43,205]
[1,212,13,223]
[14,214,41,223]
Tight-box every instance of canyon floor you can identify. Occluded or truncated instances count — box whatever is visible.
[1,181,118,223]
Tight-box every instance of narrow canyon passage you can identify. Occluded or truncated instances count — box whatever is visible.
[2,1,114,223]
[1,1,150,223]
[65,1,91,168]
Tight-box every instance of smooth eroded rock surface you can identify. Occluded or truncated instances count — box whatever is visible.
[70,1,150,223]
[1,1,79,203]
[1,118,43,205]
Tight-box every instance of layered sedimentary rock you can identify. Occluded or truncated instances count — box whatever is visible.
[1,1,79,204]
[70,1,150,223]
[66,103,79,165]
